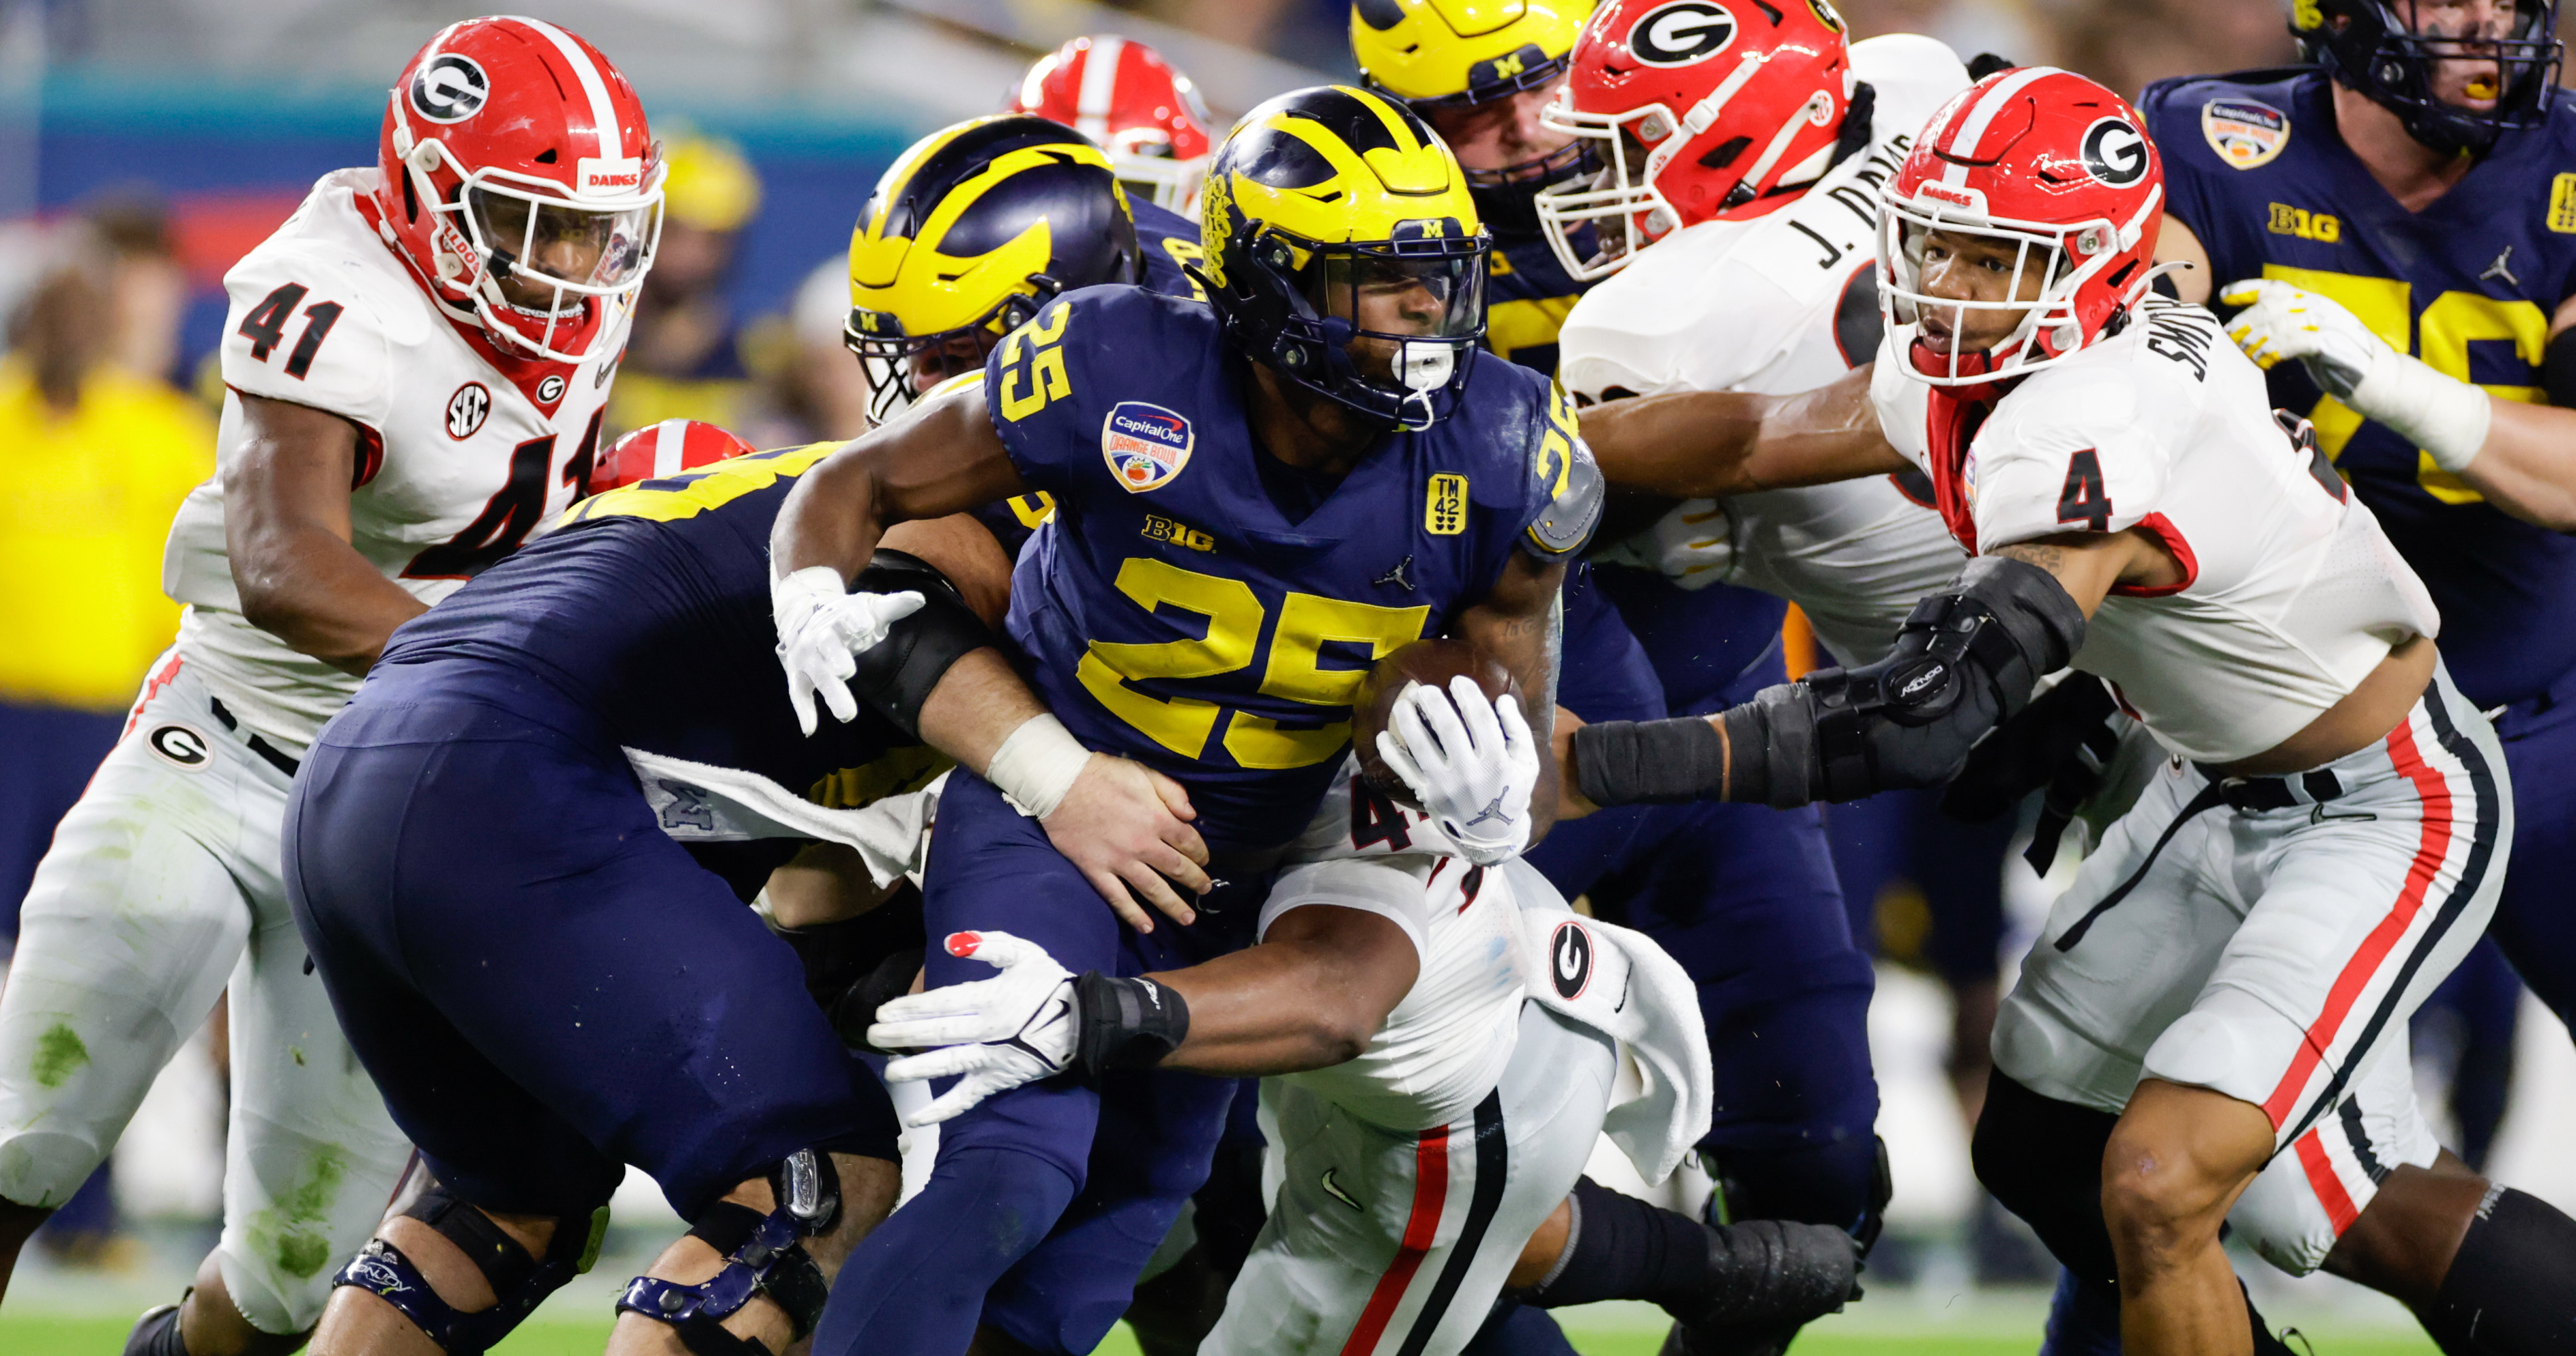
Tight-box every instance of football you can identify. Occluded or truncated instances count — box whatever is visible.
[1352,637,1514,807]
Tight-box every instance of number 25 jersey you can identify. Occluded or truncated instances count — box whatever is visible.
[987,284,1598,850]
[163,167,625,750]
[2146,68,2576,711]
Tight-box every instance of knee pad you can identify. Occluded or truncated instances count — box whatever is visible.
[1706,1135,1888,1251]
[333,1184,609,1355]
[1971,1075,2119,1284]
[616,1148,841,1356]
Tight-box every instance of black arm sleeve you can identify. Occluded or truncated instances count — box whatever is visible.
[846,549,999,739]
[1572,557,2087,809]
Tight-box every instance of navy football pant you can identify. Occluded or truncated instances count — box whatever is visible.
[285,686,897,1221]
[2484,693,2576,1035]
[816,770,1256,1356]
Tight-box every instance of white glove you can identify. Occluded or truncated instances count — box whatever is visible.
[1375,675,1541,867]
[771,565,926,736]
[2219,278,2493,473]
[869,930,1075,1125]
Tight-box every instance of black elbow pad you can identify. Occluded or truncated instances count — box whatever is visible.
[846,549,996,739]
[1773,555,2089,804]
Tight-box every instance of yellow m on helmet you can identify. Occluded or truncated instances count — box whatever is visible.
[1201,85,1489,430]
[845,115,1142,424]
[1349,0,1594,108]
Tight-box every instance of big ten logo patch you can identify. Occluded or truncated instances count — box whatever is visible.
[2268,203,2341,243]
[1424,473,1469,535]
[1140,513,1214,551]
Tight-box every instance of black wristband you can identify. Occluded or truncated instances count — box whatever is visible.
[1072,972,1190,1075]
[1573,716,1726,805]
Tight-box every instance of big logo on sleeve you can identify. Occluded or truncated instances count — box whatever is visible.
[1628,1,1737,67]
[1102,402,1194,493]
[409,53,489,124]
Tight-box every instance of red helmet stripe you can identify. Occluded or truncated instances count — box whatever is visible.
[507,14,625,163]
[1939,63,2057,186]
[1076,35,1125,142]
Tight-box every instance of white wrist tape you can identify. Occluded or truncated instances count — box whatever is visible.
[985,714,1091,820]
[2353,349,2494,475]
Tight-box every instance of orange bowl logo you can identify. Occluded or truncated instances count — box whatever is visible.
[1102,401,1194,493]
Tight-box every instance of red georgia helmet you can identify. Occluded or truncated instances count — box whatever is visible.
[1006,36,1214,213]
[375,16,664,364]
[1536,0,1854,281]
[1878,66,2165,388]
[588,418,758,495]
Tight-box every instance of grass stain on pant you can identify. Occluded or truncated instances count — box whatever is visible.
[31,1022,89,1089]
[249,1145,351,1279]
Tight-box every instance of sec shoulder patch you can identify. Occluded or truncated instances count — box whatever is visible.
[2202,97,2290,170]
[1102,401,1193,493]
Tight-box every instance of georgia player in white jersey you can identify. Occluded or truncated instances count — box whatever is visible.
[0,18,660,1354]
[1537,0,1967,664]
[1571,69,2514,1355]
[863,676,1859,1356]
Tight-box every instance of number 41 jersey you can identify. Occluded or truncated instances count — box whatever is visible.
[990,284,1599,851]
[163,166,623,750]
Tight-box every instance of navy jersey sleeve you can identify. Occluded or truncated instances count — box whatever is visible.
[981,285,1206,498]
[1491,365,1605,562]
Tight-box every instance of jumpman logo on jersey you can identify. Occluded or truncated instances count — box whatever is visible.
[1373,555,1417,591]
[2482,245,2522,288]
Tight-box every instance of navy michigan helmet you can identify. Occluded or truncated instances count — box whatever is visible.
[845,115,1144,424]
[2294,0,2562,155]
[1199,84,1491,430]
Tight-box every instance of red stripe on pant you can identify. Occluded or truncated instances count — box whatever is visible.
[2292,1128,2361,1235]
[1340,1124,1454,1356]
[122,652,185,739]
[2261,715,2456,1129]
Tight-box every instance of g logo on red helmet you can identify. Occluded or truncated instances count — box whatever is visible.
[2080,117,2150,188]
[409,52,489,125]
[1628,1,1739,68]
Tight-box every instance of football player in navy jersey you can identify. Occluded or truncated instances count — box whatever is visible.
[776,86,1596,1356]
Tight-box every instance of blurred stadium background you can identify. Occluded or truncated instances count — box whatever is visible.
[0,1,2565,1351]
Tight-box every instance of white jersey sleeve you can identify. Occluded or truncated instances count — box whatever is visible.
[217,226,420,433]
[1968,363,2173,551]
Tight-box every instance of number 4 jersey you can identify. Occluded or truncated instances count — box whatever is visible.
[163,167,624,749]
[989,283,1601,850]
[1871,298,2438,765]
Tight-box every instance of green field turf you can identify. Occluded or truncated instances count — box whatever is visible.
[0,1312,2443,1355]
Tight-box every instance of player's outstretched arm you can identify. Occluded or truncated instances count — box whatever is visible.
[2223,279,2576,530]
[224,394,430,674]
[1577,365,1910,500]
[1452,553,1569,843]
[868,907,1420,1123]
[1569,532,2157,812]
[772,382,1029,580]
